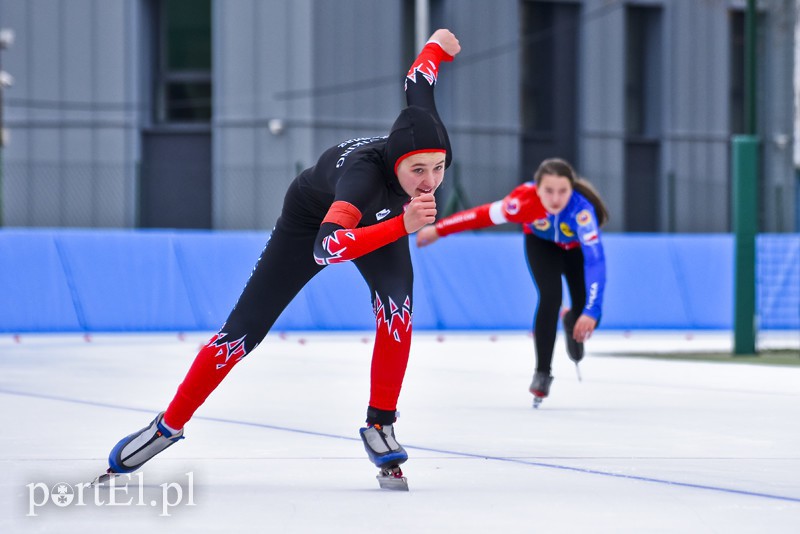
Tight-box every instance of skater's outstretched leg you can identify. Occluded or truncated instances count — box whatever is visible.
[102,222,322,476]
[354,240,413,468]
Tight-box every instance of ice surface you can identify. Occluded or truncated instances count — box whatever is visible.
[1,330,798,533]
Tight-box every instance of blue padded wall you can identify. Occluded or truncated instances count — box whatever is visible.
[1,229,797,332]
[0,230,82,331]
[598,235,734,329]
[412,234,535,329]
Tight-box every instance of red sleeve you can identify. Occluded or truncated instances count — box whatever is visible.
[406,41,454,86]
[322,201,362,228]
[501,183,547,224]
[433,184,547,238]
[314,215,408,266]
[434,203,494,237]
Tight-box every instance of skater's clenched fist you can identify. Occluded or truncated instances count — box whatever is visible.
[429,29,461,58]
[404,194,437,234]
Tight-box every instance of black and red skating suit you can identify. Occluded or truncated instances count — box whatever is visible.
[163,40,454,430]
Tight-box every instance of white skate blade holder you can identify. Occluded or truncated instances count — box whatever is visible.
[376,466,408,491]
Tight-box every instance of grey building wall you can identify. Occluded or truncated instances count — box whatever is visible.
[580,0,627,232]
[0,0,796,232]
[214,0,409,230]
[761,0,797,232]
[439,0,523,213]
[0,0,141,227]
[214,0,312,230]
[576,0,796,232]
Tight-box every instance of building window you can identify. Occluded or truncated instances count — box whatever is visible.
[520,0,580,171]
[521,1,556,133]
[729,11,745,135]
[624,5,663,232]
[625,6,662,138]
[156,0,212,123]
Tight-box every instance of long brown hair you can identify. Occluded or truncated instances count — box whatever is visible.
[533,158,609,227]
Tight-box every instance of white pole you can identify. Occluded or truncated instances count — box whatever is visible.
[415,0,430,52]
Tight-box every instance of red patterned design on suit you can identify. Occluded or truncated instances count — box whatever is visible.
[374,293,412,342]
[314,215,407,265]
[405,42,454,89]
[315,230,357,265]
[206,332,248,370]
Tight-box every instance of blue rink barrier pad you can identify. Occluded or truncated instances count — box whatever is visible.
[1,229,797,332]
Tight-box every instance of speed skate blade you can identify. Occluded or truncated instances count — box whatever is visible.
[91,469,119,486]
[377,467,409,491]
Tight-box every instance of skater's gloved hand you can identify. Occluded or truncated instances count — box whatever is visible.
[573,315,597,342]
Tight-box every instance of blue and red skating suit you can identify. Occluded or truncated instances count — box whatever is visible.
[435,182,606,320]
[162,40,454,430]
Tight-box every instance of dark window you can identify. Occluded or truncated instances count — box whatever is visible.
[521,1,556,133]
[729,11,745,135]
[520,1,580,174]
[624,5,662,231]
[625,6,662,137]
[156,0,212,123]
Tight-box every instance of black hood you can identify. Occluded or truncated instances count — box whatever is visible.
[385,105,451,175]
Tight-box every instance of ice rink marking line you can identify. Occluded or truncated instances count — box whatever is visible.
[3,387,799,504]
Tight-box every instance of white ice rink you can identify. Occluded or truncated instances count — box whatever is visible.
[1,330,799,533]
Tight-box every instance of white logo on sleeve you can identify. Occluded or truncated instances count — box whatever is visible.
[375,208,391,221]
[586,282,598,308]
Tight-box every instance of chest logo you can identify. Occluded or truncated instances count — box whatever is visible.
[560,222,575,237]
[376,208,391,221]
[532,218,550,231]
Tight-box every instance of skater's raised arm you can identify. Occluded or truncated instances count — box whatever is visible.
[404,29,460,112]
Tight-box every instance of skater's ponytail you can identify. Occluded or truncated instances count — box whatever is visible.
[533,158,609,227]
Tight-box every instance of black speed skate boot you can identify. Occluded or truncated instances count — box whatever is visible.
[563,312,585,381]
[94,412,184,484]
[562,312,584,364]
[360,407,408,491]
[529,371,554,409]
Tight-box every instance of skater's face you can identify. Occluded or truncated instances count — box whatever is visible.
[396,152,446,198]
[537,173,573,214]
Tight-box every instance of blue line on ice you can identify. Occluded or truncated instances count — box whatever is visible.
[3,387,798,504]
